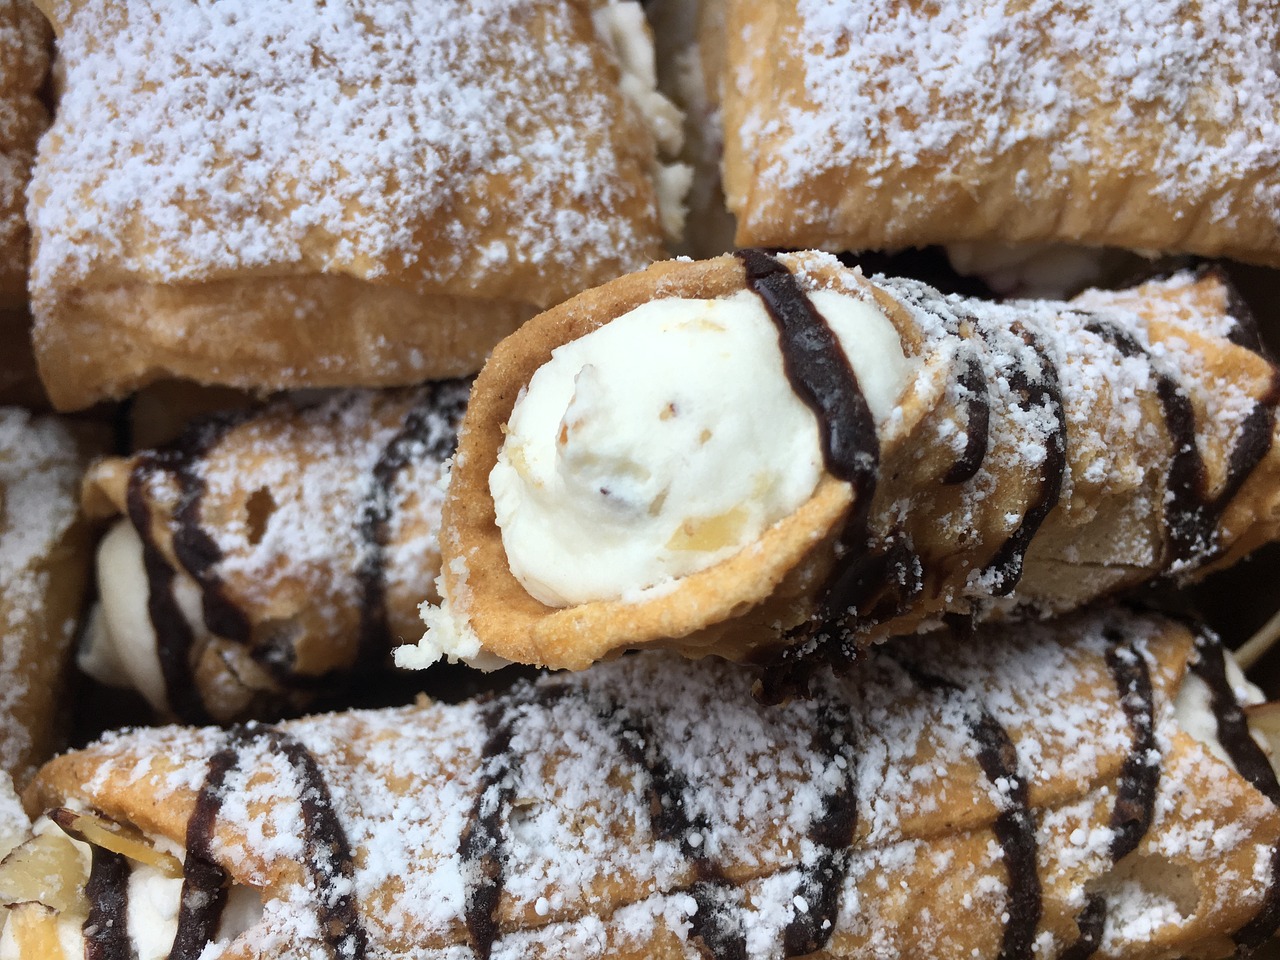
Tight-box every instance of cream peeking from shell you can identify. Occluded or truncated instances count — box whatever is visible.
[401,284,915,667]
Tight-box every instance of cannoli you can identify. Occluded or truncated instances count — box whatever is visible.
[401,251,1280,698]
[0,407,93,786]
[0,0,48,307]
[7,609,1280,958]
[79,381,469,724]
[713,0,1280,266]
[27,0,688,411]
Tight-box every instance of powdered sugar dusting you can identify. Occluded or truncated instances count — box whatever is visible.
[0,408,83,779]
[0,0,49,291]
[39,609,1280,957]
[30,0,664,303]
[732,0,1280,253]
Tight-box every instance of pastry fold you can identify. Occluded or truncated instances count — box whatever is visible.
[405,251,1280,692]
[12,610,1280,959]
[0,0,49,307]
[714,0,1280,266]
[0,408,94,786]
[79,381,468,724]
[28,0,683,410]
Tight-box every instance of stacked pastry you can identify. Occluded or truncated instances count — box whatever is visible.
[5,2,1280,960]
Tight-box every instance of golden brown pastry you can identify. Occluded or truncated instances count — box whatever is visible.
[0,407,93,787]
[714,0,1280,265]
[401,251,1280,700]
[27,0,686,410]
[78,381,468,723]
[0,0,48,307]
[6,609,1280,959]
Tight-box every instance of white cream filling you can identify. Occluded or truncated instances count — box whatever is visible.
[489,288,914,608]
[591,1,691,239]
[945,242,1109,299]
[78,520,207,714]
[0,816,264,960]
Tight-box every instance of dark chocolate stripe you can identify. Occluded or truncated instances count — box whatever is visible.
[1085,320,1280,565]
[735,249,880,491]
[1190,631,1280,806]
[942,349,992,485]
[781,704,859,957]
[168,742,239,960]
[170,725,366,960]
[127,470,211,726]
[84,847,131,960]
[1102,635,1159,862]
[1186,629,1280,951]
[736,250,891,700]
[460,695,532,960]
[978,326,1066,596]
[355,382,467,673]
[128,413,248,722]
[590,696,746,960]
[892,657,1041,960]
[1059,894,1106,960]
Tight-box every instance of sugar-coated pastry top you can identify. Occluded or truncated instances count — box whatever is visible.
[17,610,1280,958]
[722,0,1280,262]
[79,382,469,723]
[0,0,50,302]
[0,408,85,779]
[29,0,671,306]
[490,290,913,606]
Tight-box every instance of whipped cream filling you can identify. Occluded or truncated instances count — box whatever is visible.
[489,288,914,608]
[78,520,207,714]
[0,815,262,960]
[591,1,692,240]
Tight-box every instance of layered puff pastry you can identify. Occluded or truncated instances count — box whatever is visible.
[0,408,93,788]
[7,610,1280,959]
[712,0,1280,265]
[403,252,1280,698]
[78,382,468,724]
[28,0,687,411]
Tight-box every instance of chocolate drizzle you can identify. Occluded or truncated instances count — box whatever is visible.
[127,386,467,715]
[977,326,1066,596]
[1190,627,1280,950]
[1085,319,1280,565]
[127,413,245,723]
[169,725,366,960]
[1059,894,1106,960]
[355,382,468,673]
[942,349,991,485]
[168,741,238,960]
[459,695,532,960]
[891,657,1041,959]
[595,698,748,960]
[736,249,894,699]
[780,704,859,957]
[1102,634,1159,861]
[84,847,131,960]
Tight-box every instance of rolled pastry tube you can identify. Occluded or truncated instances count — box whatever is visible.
[713,0,1280,266]
[8,609,1280,959]
[28,0,689,410]
[404,251,1280,691]
[0,408,93,787]
[80,382,468,724]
